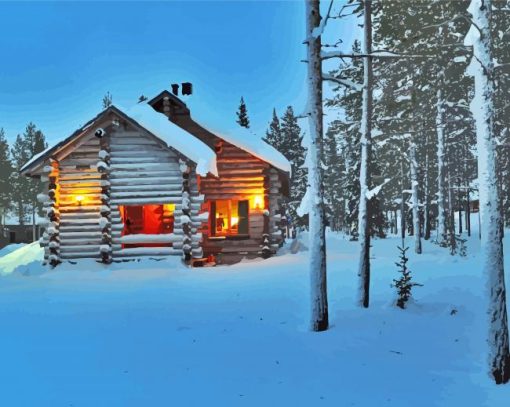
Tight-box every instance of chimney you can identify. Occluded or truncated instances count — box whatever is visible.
[182,82,193,96]
[171,83,179,96]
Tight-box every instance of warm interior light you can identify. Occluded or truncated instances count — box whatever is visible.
[230,216,239,227]
[76,195,84,205]
[163,203,176,213]
[253,195,263,209]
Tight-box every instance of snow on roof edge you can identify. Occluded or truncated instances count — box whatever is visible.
[195,122,291,175]
[20,104,219,177]
[21,101,290,178]
[20,146,53,173]
[124,103,217,177]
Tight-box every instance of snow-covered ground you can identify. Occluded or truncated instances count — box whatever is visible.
[1,227,509,406]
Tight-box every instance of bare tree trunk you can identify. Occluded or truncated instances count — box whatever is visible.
[32,203,36,242]
[436,86,447,245]
[305,0,328,331]
[400,161,406,242]
[447,172,457,253]
[17,201,24,226]
[424,133,431,240]
[357,0,373,309]
[394,209,398,236]
[458,190,463,235]
[466,188,471,237]
[410,135,422,254]
[467,0,510,384]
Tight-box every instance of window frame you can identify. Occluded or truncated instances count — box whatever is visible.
[210,199,249,238]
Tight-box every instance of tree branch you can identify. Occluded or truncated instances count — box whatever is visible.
[321,50,432,60]
[322,74,362,91]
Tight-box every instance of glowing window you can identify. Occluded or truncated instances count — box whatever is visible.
[211,200,249,236]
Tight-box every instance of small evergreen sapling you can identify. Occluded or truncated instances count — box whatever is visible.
[393,245,421,309]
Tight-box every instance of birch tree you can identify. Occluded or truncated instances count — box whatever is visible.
[357,0,373,308]
[409,126,422,254]
[465,0,510,384]
[304,0,328,331]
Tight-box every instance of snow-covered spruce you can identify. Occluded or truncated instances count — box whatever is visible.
[263,107,307,230]
[465,0,510,384]
[393,245,420,309]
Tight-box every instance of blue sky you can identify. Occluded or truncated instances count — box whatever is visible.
[0,1,355,147]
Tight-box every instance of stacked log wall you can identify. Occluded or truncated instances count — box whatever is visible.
[200,141,285,259]
[57,135,102,260]
[108,125,184,259]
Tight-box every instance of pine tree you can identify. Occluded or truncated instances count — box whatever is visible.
[323,122,344,231]
[10,123,47,232]
[393,245,420,309]
[10,134,31,225]
[26,124,47,238]
[372,0,473,250]
[264,106,307,229]
[0,128,13,226]
[326,40,363,237]
[263,109,283,151]
[236,97,250,128]
[280,106,307,228]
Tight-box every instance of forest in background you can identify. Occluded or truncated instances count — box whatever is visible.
[0,124,46,230]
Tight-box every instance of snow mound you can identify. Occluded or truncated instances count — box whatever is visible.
[0,243,26,258]
[0,242,45,276]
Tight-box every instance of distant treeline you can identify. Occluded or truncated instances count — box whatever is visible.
[0,124,47,227]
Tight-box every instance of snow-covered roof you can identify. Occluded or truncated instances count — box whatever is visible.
[124,103,217,176]
[202,125,291,174]
[20,147,53,174]
[21,104,218,177]
[21,99,290,177]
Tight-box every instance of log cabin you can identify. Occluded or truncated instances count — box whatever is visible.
[20,91,290,266]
